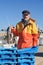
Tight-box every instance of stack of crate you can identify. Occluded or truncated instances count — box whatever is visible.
[17,46,38,65]
[0,47,17,65]
[0,46,38,65]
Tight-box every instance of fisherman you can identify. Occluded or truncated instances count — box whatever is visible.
[10,10,39,49]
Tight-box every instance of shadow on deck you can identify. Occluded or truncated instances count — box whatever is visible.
[35,52,43,57]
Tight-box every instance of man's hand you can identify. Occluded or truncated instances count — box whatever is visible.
[8,26,14,32]
[10,26,14,29]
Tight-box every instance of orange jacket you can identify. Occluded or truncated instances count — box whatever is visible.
[11,18,38,49]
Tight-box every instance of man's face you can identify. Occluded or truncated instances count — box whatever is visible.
[22,14,30,20]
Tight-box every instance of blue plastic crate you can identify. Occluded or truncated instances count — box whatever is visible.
[17,46,38,54]
[18,58,35,63]
[17,62,34,65]
[17,53,35,58]
[0,62,17,65]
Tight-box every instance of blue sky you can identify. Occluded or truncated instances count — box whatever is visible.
[0,0,43,30]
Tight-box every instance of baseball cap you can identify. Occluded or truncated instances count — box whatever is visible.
[22,10,30,15]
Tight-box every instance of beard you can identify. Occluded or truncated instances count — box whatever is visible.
[24,17,30,21]
[21,18,30,28]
